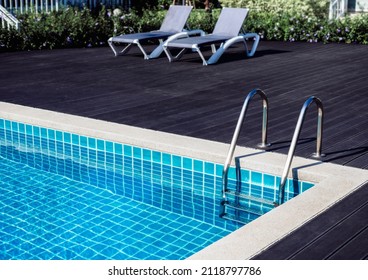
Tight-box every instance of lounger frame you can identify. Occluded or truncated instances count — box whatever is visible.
[163,8,260,65]
[108,5,193,59]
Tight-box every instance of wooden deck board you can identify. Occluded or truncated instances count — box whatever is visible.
[252,182,368,260]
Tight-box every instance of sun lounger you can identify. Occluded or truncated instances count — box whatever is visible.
[108,5,193,59]
[163,7,260,65]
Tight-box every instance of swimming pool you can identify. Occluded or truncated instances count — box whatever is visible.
[0,114,317,260]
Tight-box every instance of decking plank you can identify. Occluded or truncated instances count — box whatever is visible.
[327,226,368,260]
[289,202,368,260]
[252,183,368,260]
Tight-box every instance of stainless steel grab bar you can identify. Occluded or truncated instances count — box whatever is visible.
[221,89,270,201]
[277,96,324,205]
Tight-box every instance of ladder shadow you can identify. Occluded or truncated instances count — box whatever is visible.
[263,137,316,152]
[323,146,368,162]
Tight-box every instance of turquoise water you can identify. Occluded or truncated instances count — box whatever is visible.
[0,118,315,260]
[0,157,230,260]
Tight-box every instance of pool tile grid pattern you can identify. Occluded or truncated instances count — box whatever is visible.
[0,118,316,259]
[0,118,315,228]
[0,158,229,260]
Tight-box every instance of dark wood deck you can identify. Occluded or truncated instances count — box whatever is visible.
[253,181,368,260]
[1,41,367,259]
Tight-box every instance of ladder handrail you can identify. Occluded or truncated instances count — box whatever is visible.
[0,5,20,30]
[277,96,324,205]
[222,88,270,200]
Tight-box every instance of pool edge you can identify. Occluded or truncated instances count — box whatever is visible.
[1,101,367,260]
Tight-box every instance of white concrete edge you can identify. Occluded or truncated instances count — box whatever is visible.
[1,102,367,260]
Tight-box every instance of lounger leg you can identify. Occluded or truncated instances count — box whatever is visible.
[195,47,209,66]
[206,47,225,65]
[149,39,165,59]
[206,34,260,65]
[243,33,260,57]
[163,45,188,62]
[108,38,133,57]
[211,44,217,54]
[135,41,150,60]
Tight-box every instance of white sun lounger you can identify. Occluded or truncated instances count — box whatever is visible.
[108,5,193,59]
[163,7,260,65]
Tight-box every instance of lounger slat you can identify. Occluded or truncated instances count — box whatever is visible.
[166,35,233,48]
[110,32,176,44]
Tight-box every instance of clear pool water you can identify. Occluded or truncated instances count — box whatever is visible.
[0,118,314,260]
[0,157,229,260]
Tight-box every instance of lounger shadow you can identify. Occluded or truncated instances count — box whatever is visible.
[108,5,193,59]
[163,7,260,65]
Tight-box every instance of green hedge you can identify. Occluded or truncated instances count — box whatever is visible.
[0,6,112,51]
[246,11,368,44]
[1,4,368,52]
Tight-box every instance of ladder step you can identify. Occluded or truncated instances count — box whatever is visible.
[221,213,253,225]
[225,190,276,206]
[224,201,269,216]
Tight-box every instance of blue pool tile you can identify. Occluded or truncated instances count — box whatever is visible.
[183,157,192,170]
[152,151,161,163]
[41,127,48,138]
[33,126,40,137]
[19,123,25,134]
[11,121,18,132]
[172,155,181,168]
[97,139,105,151]
[97,151,105,162]
[88,137,96,149]
[63,132,71,143]
[56,131,63,141]
[139,149,149,162]
[106,141,114,153]
[162,153,171,165]
[251,171,262,186]
[25,124,33,135]
[123,145,132,156]
[263,174,276,189]
[240,169,250,183]
[79,135,87,147]
[134,147,142,159]
[204,162,214,175]
[47,129,55,140]
[5,120,11,130]
[114,143,122,155]
[275,176,281,188]
[215,164,222,177]
[193,159,203,172]
[227,167,236,180]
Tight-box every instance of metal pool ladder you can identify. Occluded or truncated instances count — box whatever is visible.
[220,93,325,224]
[277,96,325,205]
[220,89,273,224]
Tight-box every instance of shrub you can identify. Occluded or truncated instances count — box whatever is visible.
[244,10,368,44]
[0,28,25,51]
[187,8,220,33]
[0,5,113,51]
[1,2,368,52]
[230,0,368,44]
[219,0,330,18]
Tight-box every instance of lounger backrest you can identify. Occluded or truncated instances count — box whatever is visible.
[212,7,249,37]
[159,5,193,33]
